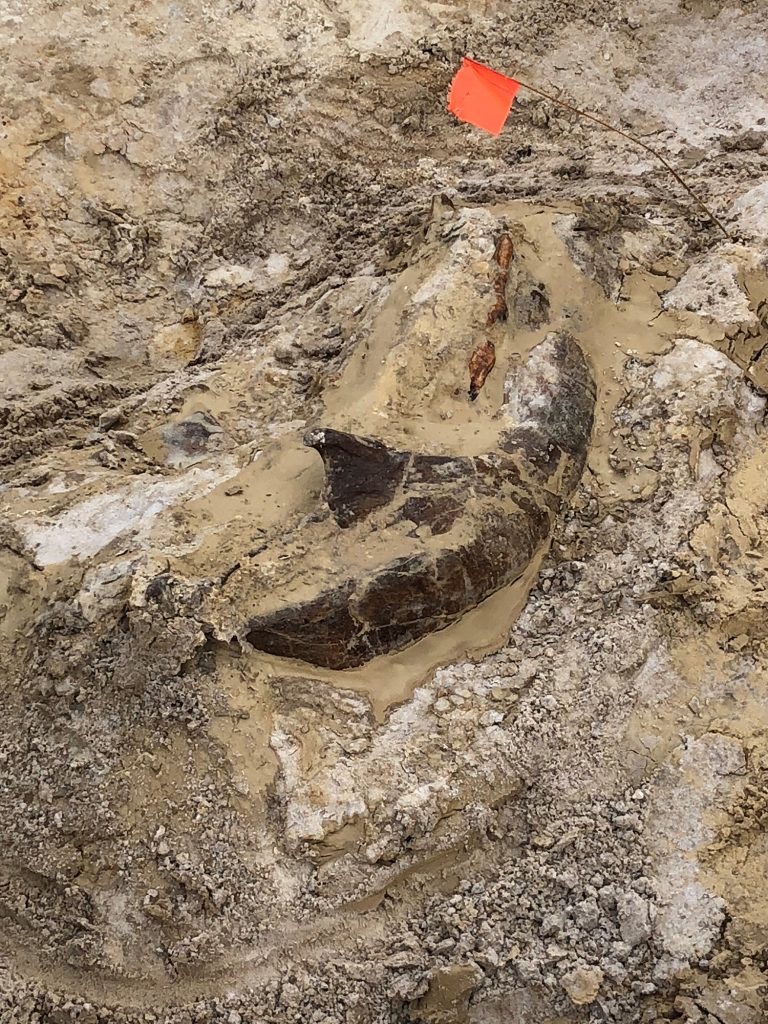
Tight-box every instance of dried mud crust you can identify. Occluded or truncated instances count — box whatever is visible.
[2,1,768,1023]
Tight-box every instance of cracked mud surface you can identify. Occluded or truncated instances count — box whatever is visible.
[2,1,768,1022]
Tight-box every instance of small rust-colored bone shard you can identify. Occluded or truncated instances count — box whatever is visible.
[468,338,496,401]
[468,233,512,400]
[245,333,596,670]
[486,232,514,327]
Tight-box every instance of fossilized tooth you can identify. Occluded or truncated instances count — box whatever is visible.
[246,332,595,670]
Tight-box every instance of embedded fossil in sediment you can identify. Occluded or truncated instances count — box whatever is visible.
[245,331,596,670]
[486,232,514,328]
[466,232,514,402]
[468,337,496,401]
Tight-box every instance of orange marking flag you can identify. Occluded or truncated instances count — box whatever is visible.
[448,58,521,136]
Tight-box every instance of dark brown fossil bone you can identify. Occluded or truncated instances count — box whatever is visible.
[305,428,409,528]
[246,332,595,670]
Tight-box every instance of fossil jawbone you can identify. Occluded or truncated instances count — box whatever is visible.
[245,332,595,669]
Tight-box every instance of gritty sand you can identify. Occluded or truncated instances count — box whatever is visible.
[1,0,768,1022]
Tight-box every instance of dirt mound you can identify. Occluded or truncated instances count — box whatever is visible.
[1,1,768,1022]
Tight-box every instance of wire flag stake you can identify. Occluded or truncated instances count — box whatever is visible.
[448,57,732,241]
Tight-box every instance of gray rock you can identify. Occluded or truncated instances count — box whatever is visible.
[540,911,567,937]
[573,896,600,931]
[598,885,617,911]
[98,406,125,431]
[616,890,652,947]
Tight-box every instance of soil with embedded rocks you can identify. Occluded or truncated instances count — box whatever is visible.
[1,1,768,1023]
